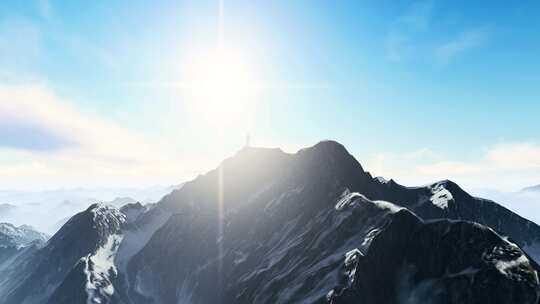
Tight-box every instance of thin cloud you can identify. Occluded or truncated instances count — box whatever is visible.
[0,84,198,189]
[435,28,490,63]
[385,1,490,65]
[36,0,53,21]
[0,84,147,160]
[366,142,540,191]
[398,0,433,31]
[0,116,75,151]
[385,0,433,62]
[486,142,540,169]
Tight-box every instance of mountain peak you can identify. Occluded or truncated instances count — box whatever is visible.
[313,139,348,149]
[215,140,358,176]
[293,141,369,187]
[296,139,358,161]
[223,146,290,167]
[0,222,48,247]
[300,140,351,157]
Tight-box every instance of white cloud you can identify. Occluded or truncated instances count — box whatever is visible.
[1,85,537,193]
[0,84,147,159]
[486,143,540,169]
[0,84,203,189]
[365,142,540,191]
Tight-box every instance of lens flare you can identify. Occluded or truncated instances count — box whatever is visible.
[185,48,258,129]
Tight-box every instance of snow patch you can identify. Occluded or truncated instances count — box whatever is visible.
[344,248,362,267]
[335,190,403,214]
[484,237,538,283]
[374,176,389,184]
[335,191,364,211]
[373,200,404,213]
[427,183,454,209]
[83,234,123,304]
[494,255,529,276]
[361,228,382,247]
[88,204,126,227]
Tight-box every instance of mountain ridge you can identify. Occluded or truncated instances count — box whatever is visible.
[1,140,539,304]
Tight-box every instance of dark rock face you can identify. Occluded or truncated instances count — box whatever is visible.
[122,141,540,303]
[369,179,540,252]
[46,259,91,304]
[2,141,540,304]
[126,190,397,304]
[329,210,540,304]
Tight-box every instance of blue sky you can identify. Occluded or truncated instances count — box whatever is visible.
[1,0,540,190]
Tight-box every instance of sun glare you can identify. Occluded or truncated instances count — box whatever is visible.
[185,48,258,128]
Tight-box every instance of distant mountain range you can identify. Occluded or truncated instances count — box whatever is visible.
[0,141,538,304]
[472,186,540,226]
[0,203,16,215]
[523,184,540,193]
[0,222,48,274]
[0,223,48,248]
[0,185,180,234]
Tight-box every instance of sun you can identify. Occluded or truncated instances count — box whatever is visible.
[184,48,258,128]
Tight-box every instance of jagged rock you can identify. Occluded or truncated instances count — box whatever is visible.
[2,141,539,304]
[328,210,540,304]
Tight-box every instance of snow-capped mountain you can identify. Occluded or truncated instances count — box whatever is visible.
[0,185,178,234]
[1,203,126,304]
[328,206,540,304]
[0,223,48,299]
[1,141,539,304]
[0,223,48,248]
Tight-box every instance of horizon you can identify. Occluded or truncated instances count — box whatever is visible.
[2,3,540,302]
[2,138,540,240]
[1,137,539,193]
[1,0,540,192]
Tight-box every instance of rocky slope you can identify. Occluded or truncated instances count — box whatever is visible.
[2,204,125,304]
[329,209,540,304]
[1,141,539,304]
